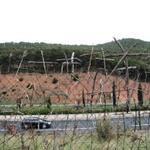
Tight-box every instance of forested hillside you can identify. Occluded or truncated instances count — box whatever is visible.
[0,38,150,80]
[98,38,150,52]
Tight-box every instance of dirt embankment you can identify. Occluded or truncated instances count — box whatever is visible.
[0,72,149,104]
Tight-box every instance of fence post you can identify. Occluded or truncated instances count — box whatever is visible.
[138,106,142,130]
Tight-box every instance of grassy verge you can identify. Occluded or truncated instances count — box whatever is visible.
[0,130,150,150]
[0,103,149,115]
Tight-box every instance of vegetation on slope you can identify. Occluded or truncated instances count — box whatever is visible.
[0,38,150,80]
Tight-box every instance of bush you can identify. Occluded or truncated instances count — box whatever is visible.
[21,107,50,115]
[96,117,113,141]
[52,77,58,84]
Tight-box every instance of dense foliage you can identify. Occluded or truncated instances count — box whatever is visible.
[0,38,150,80]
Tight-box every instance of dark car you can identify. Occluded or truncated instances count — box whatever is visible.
[21,117,52,130]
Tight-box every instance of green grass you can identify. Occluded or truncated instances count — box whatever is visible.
[0,103,149,115]
[0,131,150,150]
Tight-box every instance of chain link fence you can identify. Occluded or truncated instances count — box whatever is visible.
[0,52,150,149]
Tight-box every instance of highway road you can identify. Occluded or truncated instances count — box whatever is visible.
[0,112,150,133]
[50,115,150,130]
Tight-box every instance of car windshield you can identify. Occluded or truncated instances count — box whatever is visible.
[23,118,48,122]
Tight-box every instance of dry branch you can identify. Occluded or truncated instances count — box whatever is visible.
[101,48,107,76]
[105,53,150,58]
[64,52,69,73]
[114,37,130,110]
[87,47,94,74]
[15,50,27,77]
[117,66,137,71]
[95,58,114,61]
[28,61,58,64]
[109,49,130,76]
[81,52,150,57]
[41,50,47,77]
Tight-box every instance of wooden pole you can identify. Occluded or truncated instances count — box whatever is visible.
[41,50,47,77]
[87,47,94,74]
[101,48,107,76]
[15,50,27,77]
[113,37,130,111]
[64,52,69,73]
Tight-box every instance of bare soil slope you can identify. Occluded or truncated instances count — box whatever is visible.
[0,72,149,104]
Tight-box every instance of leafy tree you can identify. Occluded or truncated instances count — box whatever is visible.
[138,83,143,107]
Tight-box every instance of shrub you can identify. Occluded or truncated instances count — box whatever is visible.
[52,77,58,84]
[96,117,113,141]
[18,77,24,82]
[21,107,50,115]
[2,91,7,95]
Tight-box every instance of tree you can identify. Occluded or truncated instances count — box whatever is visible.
[138,83,143,107]
[82,89,86,107]
[112,81,117,107]
[46,96,52,109]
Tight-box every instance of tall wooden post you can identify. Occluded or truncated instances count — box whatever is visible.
[114,38,130,111]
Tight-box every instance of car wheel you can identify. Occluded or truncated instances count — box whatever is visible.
[42,124,46,129]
